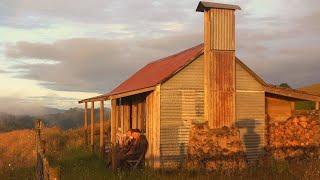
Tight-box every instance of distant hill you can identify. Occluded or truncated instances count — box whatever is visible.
[0,113,34,132]
[0,102,64,116]
[299,83,320,96]
[0,107,110,132]
[40,108,110,130]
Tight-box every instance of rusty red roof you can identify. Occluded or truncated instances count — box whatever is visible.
[106,44,204,96]
[79,43,320,103]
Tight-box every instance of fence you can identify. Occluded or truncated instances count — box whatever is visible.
[35,120,60,180]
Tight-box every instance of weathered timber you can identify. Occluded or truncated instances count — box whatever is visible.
[99,100,104,157]
[84,102,88,146]
[91,101,95,151]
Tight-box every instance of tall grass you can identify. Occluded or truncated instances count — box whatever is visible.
[49,145,320,180]
[3,125,320,179]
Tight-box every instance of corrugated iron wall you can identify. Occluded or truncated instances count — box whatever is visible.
[211,51,236,128]
[210,9,235,51]
[235,62,265,161]
[204,8,236,128]
[160,55,204,168]
[159,55,267,164]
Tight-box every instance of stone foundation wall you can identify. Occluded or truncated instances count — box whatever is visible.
[267,110,320,160]
[186,122,247,171]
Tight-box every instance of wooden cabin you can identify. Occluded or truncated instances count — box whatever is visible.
[79,1,320,168]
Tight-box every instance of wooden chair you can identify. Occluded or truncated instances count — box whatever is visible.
[104,142,113,168]
[126,151,146,170]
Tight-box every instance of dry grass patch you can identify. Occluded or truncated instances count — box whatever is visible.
[0,129,36,171]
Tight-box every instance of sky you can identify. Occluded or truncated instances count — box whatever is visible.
[0,0,319,114]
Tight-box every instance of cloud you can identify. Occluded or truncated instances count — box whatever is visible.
[5,34,202,93]
[0,69,8,74]
[0,0,200,30]
[2,0,320,95]
[0,97,63,116]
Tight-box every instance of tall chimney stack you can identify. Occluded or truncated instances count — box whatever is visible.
[196,1,241,128]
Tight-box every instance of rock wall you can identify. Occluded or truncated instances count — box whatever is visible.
[267,110,320,160]
[186,122,247,171]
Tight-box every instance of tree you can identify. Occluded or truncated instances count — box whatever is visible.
[279,83,291,88]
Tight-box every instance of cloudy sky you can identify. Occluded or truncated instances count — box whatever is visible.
[0,0,319,113]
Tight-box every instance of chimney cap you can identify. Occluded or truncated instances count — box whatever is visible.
[196,1,241,12]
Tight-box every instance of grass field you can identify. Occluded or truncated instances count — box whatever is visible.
[3,146,320,180]
[2,125,320,179]
[2,147,320,179]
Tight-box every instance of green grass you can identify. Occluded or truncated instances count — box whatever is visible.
[296,101,316,110]
[57,148,112,180]
[2,126,320,180]
[52,147,309,180]
[3,146,320,180]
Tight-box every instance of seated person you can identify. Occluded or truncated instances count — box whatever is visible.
[117,129,148,167]
[119,129,134,154]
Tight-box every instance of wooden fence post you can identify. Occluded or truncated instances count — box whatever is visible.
[91,101,95,152]
[35,120,60,180]
[99,100,105,158]
[35,120,42,180]
[111,99,117,170]
[84,102,88,146]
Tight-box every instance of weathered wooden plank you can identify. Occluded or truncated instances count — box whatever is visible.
[99,100,104,155]
[145,88,161,168]
[110,99,117,170]
[131,98,138,129]
[145,91,153,167]
[123,102,130,132]
[153,85,161,168]
[109,86,155,99]
[111,99,117,144]
[90,101,95,151]
[84,102,88,145]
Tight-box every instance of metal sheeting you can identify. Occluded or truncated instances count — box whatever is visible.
[236,63,266,161]
[160,56,204,168]
[211,9,236,51]
[236,62,264,91]
[236,92,266,161]
[205,51,236,128]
